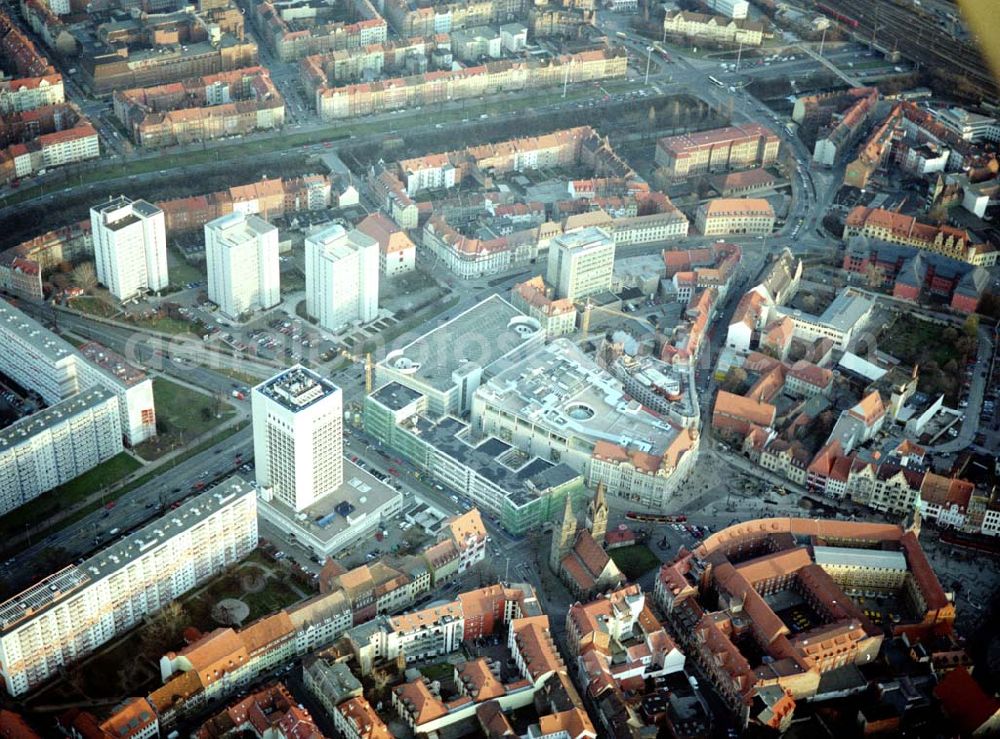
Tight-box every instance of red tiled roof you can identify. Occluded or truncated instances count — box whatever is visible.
[933,667,1000,736]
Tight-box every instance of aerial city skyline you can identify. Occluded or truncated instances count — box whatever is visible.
[0,0,998,735]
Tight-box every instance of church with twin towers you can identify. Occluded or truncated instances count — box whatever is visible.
[549,484,624,599]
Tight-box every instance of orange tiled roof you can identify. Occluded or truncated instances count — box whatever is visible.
[714,390,777,427]
[537,708,596,739]
[573,530,611,577]
[394,680,447,726]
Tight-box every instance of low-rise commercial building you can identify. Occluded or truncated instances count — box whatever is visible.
[473,339,699,510]
[376,295,544,418]
[662,10,763,46]
[84,37,259,94]
[696,198,775,236]
[364,382,585,534]
[656,124,780,179]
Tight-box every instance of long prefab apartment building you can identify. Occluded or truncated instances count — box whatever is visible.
[0,477,257,696]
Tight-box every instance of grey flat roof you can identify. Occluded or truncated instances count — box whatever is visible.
[371,382,423,412]
[782,289,874,333]
[255,365,340,413]
[266,460,400,544]
[0,298,74,363]
[380,295,540,392]
[813,545,907,571]
[0,477,254,634]
[0,387,115,448]
[207,212,276,244]
[408,414,579,507]
[477,338,682,456]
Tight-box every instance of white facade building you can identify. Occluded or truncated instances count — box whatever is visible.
[0,298,80,404]
[0,388,122,516]
[90,197,168,301]
[205,212,281,319]
[0,301,156,446]
[77,342,156,446]
[707,0,749,18]
[305,224,379,332]
[0,478,257,696]
[252,366,344,512]
[545,227,616,301]
[0,75,64,114]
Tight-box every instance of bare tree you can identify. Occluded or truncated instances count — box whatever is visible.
[71,262,99,293]
[863,262,886,289]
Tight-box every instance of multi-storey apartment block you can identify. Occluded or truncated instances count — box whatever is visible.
[251,0,385,61]
[113,67,285,148]
[314,48,626,120]
[695,198,775,236]
[0,388,121,516]
[0,478,257,696]
[662,10,763,46]
[205,211,281,319]
[0,73,63,114]
[305,224,379,331]
[844,206,998,267]
[0,300,156,446]
[90,197,169,301]
[655,124,779,178]
[76,341,156,446]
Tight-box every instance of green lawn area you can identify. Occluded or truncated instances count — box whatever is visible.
[0,452,141,539]
[61,333,88,348]
[879,314,963,367]
[419,662,455,681]
[183,564,304,627]
[0,78,646,212]
[134,379,234,460]
[216,367,269,385]
[127,315,199,335]
[609,545,661,580]
[68,296,119,318]
[167,248,205,287]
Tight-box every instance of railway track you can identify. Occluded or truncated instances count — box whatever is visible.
[821,0,998,103]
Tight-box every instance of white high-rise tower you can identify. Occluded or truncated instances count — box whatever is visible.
[252,366,343,512]
[205,212,280,319]
[305,224,379,332]
[90,196,168,301]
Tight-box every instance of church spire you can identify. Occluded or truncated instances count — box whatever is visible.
[587,482,608,545]
[549,493,578,572]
